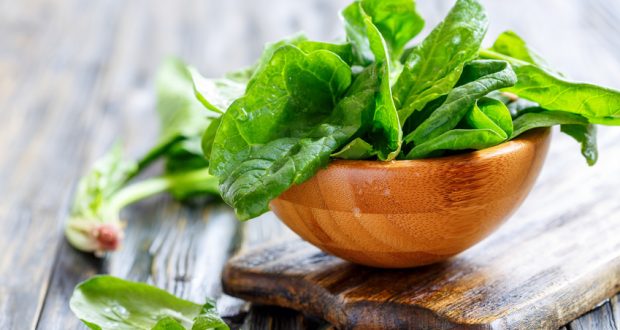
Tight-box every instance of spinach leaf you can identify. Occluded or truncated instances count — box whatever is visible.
[156,58,212,145]
[357,3,402,160]
[511,109,597,165]
[405,97,512,159]
[66,145,136,254]
[561,124,598,166]
[342,0,424,64]
[210,46,378,220]
[393,0,488,124]
[297,41,355,65]
[154,58,215,177]
[466,97,513,137]
[404,60,516,145]
[66,59,224,255]
[251,33,309,78]
[332,138,377,159]
[480,49,620,120]
[486,31,600,165]
[490,31,550,69]
[251,34,354,77]
[405,129,505,159]
[70,276,228,330]
[201,117,221,161]
[511,110,589,138]
[152,317,186,330]
[189,67,247,114]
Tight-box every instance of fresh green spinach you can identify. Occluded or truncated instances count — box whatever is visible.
[210,45,379,220]
[71,0,620,229]
[342,0,424,65]
[66,59,228,254]
[70,276,228,330]
[393,0,488,124]
[206,0,620,219]
[404,60,516,146]
[340,2,402,160]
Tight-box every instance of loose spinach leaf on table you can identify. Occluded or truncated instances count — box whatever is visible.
[66,59,228,254]
[404,60,517,147]
[393,0,488,124]
[210,45,378,220]
[156,58,212,149]
[155,58,213,176]
[70,276,228,330]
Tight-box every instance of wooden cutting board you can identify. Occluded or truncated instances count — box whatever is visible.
[223,214,620,329]
[223,130,620,329]
[223,237,620,329]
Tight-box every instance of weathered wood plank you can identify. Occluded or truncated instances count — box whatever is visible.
[241,305,328,330]
[612,296,620,330]
[0,0,127,327]
[568,301,618,330]
[223,210,620,329]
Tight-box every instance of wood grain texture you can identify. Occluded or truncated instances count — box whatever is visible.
[0,0,618,328]
[224,226,620,330]
[567,300,618,330]
[271,129,550,268]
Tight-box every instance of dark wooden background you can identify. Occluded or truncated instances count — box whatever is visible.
[1,0,620,329]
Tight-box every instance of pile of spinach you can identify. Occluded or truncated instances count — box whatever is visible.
[204,0,620,220]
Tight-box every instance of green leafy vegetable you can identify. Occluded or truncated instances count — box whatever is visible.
[483,31,601,165]
[393,0,488,124]
[480,49,620,121]
[406,128,505,159]
[406,97,512,159]
[210,45,379,220]
[189,67,247,114]
[70,276,228,330]
[156,58,212,147]
[466,97,513,137]
[66,59,229,255]
[341,2,402,159]
[66,160,218,255]
[489,30,551,69]
[404,60,516,146]
[332,138,376,159]
[511,110,590,138]
[71,0,620,224]
[342,0,424,64]
[561,124,598,166]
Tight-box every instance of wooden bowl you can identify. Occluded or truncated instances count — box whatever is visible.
[270,128,551,268]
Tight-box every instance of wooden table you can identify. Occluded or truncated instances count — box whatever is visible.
[1,0,619,328]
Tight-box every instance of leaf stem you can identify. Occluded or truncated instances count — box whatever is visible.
[108,167,218,213]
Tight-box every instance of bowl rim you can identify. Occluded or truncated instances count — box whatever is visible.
[329,128,551,169]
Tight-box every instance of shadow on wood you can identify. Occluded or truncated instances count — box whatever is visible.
[223,235,620,329]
